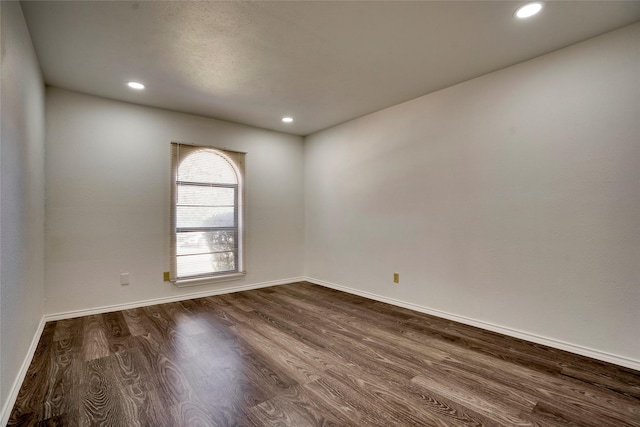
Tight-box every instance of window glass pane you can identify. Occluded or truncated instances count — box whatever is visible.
[178,150,237,184]
[177,230,236,255]
[177,185,234,206]
[177,207,235,228]
[177,252,236,276]
[171,144,244,281]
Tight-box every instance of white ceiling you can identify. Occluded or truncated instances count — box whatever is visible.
[21,1,640,136]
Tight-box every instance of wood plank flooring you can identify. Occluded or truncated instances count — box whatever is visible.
[8,282,640,426]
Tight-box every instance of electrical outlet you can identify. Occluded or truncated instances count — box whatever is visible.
[120,273,130,286]
[393,272,399,283]
[163,271,170,281]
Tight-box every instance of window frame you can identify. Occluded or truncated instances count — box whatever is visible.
[170,142,246,287]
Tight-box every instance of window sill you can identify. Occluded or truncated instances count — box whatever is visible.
[172,272,246,288]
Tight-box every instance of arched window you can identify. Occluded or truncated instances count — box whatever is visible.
[170,143,245,285]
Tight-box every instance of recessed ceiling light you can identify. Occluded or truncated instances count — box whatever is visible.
[515,2,543,19]
[127,81,145,90]
[282,117,294,123]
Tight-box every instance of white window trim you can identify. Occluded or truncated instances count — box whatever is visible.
[170,142,247,287]
[172,272,246,288]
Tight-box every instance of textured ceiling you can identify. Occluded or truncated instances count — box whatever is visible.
[21,1,640,136]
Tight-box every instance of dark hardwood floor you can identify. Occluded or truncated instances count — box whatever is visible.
[8,282,640,426]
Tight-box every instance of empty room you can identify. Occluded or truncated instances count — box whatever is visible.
[2,0,639,425]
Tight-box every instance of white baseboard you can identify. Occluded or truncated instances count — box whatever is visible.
[45,277,305,321]
[304,277,640,372]
[1,316,46,427]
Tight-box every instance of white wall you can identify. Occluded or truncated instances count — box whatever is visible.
[0,0,46,415]
[305,23,640,363]
[45,88,304,314]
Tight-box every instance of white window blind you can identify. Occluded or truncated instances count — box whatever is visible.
[170,142,246,286]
